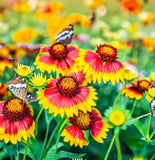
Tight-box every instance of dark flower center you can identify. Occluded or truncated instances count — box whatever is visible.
[69,110,94,130]
[57,76,79,97]
[96,44,118,61]
[3,98,29,122]
[49,42,67,60]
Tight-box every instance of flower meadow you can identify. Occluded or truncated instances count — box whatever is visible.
[0,0,155,159]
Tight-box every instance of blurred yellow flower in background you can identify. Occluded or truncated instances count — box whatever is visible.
[12,28,38,43]
[13,1,31,12]
[150,72,155,82]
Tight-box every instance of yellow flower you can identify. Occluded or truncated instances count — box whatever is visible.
[15,64,31,77]
[130,156,147,160]
[149,72,155,82]
[81,16,92,29]
[12,28,38,43]
[123,69,138,81]
[13,2,31,12]
[145,87,155,102]
[127,24,138,33]
[109,110,126,126]
[138,12,154,26]
[30,73,46,87]
[84,0,102,8]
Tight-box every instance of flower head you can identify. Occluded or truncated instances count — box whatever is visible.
[122,78,153,100]
[74,44,125,84]
[122,0,142,15]
[12,28,38,43]
[105,107,129,128]
[13,2,31,12]
[0,83,10,100]
[15,64,32,77]
[61,108,109,148]
[37,71,97,117]
[0,98,35,144]
[123,69,138,81]
[149,72,155,82]
[34,42,80,76]
[145,87,155,102]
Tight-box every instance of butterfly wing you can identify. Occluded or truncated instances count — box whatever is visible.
[150,97,155,117]
[25,92,37,103]
[7,74,27,99]
[55,23,74,45]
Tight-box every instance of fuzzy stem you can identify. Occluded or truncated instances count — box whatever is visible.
[104,134,116,160]
[39,122,50,160]
[150,129,155,140]
[112,83,126,109]
[23,138,29,160]
[46,117,65,150]
[115,133,122,160]
[55,118,68,153]
[129,100,138,116]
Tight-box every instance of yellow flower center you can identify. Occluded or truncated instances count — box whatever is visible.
[109,110,126,126]
[49,42,67,60]
[137,79,150,92]
[3,98,28,121]
[57,76,79,97]
[96,44,118,61]
[70,110,93,130]
[16,64,31,77]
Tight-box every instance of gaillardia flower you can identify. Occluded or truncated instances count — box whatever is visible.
[34,42,80,76]
[122,78,152,100]
[0,98,35,144]
[145,86,155,102]
[15,64,32,77]
[37,71,98,117]
[74,44,125,84]
[30,73,46,88]
[61,108,109,148]
[123,69,138,81]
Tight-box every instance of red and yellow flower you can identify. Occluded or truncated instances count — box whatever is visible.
[74,44,125,84]
[121,0,142,15]
[34,42,81,76]
[0,83,10,100]
[37,71,98,117]
[0,98,35,144]
[122,78,153,100]
[61,108,109,148]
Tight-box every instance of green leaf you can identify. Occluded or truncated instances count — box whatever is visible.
[83,130,89,142]
[150,140,155,145]
[47,142,64,153]
[44,151,86,160]
[133,120,146,138]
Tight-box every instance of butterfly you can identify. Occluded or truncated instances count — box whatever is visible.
[54,23,74,45]
[7,73,37,103]
[150,97,155,117]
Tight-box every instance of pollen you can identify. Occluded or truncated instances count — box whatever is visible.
[69,110,94,130]
[49,42,67,60]
[137,79,151,92]
[57,76,79,97]
[3,98,28,121]
[96,44,118,61]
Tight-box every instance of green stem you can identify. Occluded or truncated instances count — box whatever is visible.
[146,116,152,137]
[39,122,50,160]
[150,153,155,160]
[129,100,138,116]
[150,129,155,140]
[104,134,116,160]
[23,138,29,160]
[115,133,122,160]
[55,118,68,154]
[35,107,44,135]
[10,155,13,160]
[17,142,20,160]
[112,83,126,109]
[46,117,66,150]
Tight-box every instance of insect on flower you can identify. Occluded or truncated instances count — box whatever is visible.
[54,23,74,45]
[7,73,37,103]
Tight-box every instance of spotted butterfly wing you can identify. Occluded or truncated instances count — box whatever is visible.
[7,73,27,99]
[150,97,155,117]
[55,23,74,45]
